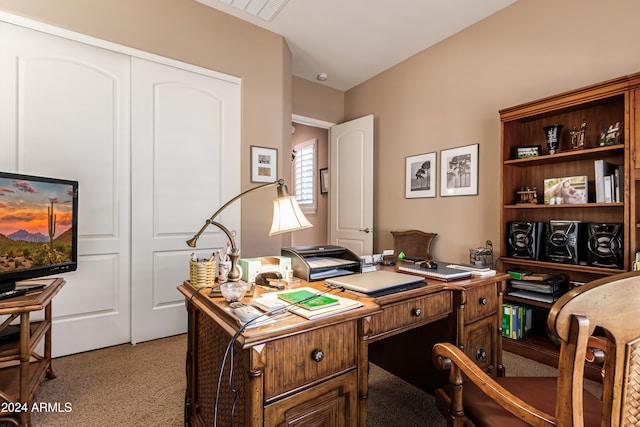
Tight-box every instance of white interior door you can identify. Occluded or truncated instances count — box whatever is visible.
[131,58,240,343]
[329,115,374,255]
[0,22,132,356]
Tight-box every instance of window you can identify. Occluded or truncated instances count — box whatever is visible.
[294,138,317,213]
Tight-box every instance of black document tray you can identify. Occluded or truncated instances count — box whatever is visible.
[281,245,362,281]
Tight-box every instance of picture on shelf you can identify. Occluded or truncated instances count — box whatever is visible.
[543,176,588,205]
[514,145,541,159]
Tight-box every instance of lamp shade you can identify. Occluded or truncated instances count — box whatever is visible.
[269,195,313,236]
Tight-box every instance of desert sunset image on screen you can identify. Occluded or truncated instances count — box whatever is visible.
[0,176,75,273]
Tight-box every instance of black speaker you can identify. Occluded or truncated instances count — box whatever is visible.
[586,223,623,268]
[507,222,545,260]
[545,220,582,264]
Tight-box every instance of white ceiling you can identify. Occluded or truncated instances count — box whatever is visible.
[196,0,518,91]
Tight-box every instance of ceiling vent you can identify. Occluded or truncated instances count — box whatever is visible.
[217,0,289,22]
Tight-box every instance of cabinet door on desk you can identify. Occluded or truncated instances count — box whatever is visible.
[264,370,358,427]
[463,316,495,373]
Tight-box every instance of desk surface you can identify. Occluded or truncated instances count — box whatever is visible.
[177,267,509,348]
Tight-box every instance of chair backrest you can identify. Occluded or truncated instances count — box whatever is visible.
[547,271,640,426]
[390,230,437,260]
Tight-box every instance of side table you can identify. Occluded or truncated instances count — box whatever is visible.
[0,278,65,426]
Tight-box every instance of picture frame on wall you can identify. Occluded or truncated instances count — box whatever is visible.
[320,168,329,194]
[440,143,479,196]
[250,145,278,183]
[405,152,436,198]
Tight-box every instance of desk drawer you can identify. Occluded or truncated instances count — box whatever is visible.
[464,283,497,324]
[369,291,452,337]
[264,321,357,400]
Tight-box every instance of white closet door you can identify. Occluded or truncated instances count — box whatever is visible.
[131,58,240,343]
[0,23,132,356]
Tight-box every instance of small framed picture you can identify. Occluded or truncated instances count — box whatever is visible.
[405,152,436,198]
[514,145,541,159]
[250,145,277,183]
[320,168,329,194]
[440,144,479,197]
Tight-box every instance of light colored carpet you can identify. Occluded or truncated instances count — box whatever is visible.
[28,334,602,426]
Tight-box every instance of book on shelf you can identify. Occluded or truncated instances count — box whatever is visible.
[507,269,531,280]
[594,159,621,203]
[502,303,533,340]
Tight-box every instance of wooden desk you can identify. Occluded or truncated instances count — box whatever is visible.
[0,278,66,426]
[179,271,508,426]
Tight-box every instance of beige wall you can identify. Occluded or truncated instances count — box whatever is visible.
[292,76,345,124]
[0,0,291,257]
[345,0,640,263]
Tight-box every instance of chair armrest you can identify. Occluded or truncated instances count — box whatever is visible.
[432,342,555,426]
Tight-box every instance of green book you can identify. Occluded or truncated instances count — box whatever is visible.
[278,289,339,311]
[502,304,512,338]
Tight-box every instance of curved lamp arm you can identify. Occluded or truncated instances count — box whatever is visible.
[185,179,284,249]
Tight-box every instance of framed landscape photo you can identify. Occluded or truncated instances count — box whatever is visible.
[250,145,277,183]
[405,152,436,198]
[440,143,478,197]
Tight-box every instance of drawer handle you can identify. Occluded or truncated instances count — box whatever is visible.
[479,297,487,305]
[476,347,487,361]
[311,349,325,362]
[412,308,422,317]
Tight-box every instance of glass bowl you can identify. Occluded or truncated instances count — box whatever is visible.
[219,281,246,303]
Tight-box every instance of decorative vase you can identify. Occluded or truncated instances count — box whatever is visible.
[543,124,563,155]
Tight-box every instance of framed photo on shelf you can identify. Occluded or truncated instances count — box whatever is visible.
[543,175,588,204]
[320,168,329,194]
[250,145,277,183]
[405,152,436,198]
[514,145,541,159]
[440,143,478,196]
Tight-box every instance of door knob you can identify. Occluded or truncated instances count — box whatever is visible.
[359,228,372,233]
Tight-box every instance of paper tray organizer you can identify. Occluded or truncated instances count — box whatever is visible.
[281,245,362,281]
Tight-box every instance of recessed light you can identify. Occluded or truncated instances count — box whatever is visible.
[317,73,328,82]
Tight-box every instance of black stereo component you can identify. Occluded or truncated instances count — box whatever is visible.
[545,220,583,264]
[507,222,545,260]
[586,223,623,268]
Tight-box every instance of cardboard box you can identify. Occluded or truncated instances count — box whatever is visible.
[238,256,292,283]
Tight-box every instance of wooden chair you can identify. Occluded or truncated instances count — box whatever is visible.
[391,230,437,261]
[432,271,640,427]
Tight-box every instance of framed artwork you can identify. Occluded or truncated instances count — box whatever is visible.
[440,144,479,196]
[250,145,277,183]
[405,152,436,198]
[320,168,329,194]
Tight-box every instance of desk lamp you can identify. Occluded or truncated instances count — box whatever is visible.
[186,179,312,282]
